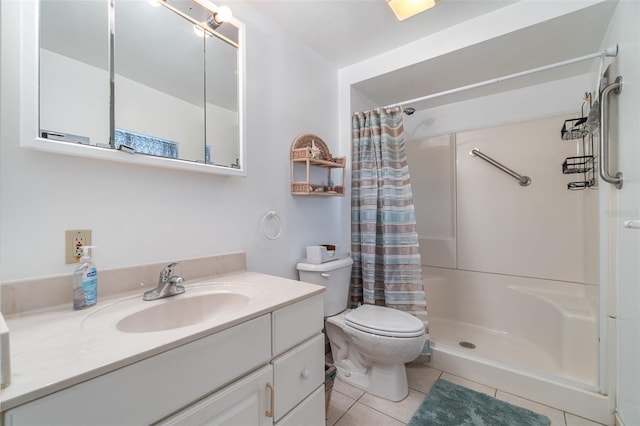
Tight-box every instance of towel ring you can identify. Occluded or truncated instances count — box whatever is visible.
[262,210,283,240]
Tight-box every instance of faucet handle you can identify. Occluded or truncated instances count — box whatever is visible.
[160,262,179,283]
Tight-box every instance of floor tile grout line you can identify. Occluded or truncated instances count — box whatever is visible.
[356,388,428,424]
[330,397,358,426]
[356,399,414,425]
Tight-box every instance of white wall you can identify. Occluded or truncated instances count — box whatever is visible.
[598,1,640,424]
[0,1,343,283]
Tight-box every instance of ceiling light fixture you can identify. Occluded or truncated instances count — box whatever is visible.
[206,5,233,30]
[193,5,232,37]
[387,0,437,21]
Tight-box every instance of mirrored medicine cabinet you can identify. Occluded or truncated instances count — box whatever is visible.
[21,0,246,176]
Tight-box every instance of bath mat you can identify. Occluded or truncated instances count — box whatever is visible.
[408,379,550,426]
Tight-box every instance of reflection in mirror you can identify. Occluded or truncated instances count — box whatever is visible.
[39,0,110,145]
[206,31,240,168]
[35,0,244,172]
[114,1,206,163]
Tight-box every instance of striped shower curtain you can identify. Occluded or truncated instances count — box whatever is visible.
[349,107,429,353]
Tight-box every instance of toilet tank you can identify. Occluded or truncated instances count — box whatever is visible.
[296,257,353,317]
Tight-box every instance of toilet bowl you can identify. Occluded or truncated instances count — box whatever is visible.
[296,257,426,401]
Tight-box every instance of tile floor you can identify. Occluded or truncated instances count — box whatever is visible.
[326,362,605,426]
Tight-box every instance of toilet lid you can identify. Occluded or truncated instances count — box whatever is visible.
[345,305,425,338]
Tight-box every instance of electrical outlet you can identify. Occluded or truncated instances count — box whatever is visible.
[65,229,92,264]
[73,235,86,258]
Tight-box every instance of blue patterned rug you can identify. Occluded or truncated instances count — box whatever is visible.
[408,379,551,426]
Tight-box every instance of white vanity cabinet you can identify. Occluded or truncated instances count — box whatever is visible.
[3,294,326,426]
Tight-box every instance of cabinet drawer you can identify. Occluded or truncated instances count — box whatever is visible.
[276,385,325,426]
[272,294,323,356]
[272,334,324,421]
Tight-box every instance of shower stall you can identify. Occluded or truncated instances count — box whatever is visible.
[405,114,605,422]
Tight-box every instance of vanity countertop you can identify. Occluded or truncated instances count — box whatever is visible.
[0,270,324,411]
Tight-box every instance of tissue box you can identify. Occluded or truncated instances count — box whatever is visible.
[306,245,340,264]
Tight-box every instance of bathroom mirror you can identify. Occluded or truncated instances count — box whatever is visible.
[27,0,245,175]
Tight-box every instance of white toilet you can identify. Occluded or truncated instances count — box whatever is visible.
[297,257,426,401]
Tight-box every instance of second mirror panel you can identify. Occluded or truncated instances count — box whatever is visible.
[206,35,240,168]
[114,1,206,163]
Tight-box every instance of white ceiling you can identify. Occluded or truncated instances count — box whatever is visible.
[244,0,517,68]
[244,0,617,112]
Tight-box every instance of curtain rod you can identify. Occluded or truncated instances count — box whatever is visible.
[384,45,618,110]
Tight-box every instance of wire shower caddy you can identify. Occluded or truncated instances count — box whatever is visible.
[561,94,596,190]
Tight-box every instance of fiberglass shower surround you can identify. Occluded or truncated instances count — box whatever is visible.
[407,112,603,422]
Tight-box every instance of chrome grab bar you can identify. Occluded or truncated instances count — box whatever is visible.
[469,148,531,186]
[599,76,623,189]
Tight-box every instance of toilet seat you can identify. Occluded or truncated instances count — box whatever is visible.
[345,305,424,338]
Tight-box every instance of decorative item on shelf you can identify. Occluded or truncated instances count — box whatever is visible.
[291,133,331,161]
[310,141,322,159]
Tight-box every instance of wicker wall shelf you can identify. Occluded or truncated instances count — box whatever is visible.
[290,134,345,197]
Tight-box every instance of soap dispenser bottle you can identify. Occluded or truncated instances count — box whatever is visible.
[73,246,98,310]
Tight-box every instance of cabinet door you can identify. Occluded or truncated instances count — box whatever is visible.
[158,365,274,426]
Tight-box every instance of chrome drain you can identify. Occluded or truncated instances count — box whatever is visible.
[459,341,476,349]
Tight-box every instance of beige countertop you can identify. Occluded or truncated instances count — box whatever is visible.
[0,270,324,411]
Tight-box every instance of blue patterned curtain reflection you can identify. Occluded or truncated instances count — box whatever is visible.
[114,129,178,159]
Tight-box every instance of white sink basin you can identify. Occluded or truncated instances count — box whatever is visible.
[82,282,265,333]
[117,292,251,333]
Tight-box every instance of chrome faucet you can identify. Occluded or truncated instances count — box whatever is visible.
[143,262,185,301]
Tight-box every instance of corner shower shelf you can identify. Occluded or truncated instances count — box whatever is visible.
[290,134,345,197]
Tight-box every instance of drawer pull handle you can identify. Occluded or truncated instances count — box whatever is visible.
[321,273,330,278]
[265,382,274,418]
[301,369,310,379]
[624,220,640,229]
